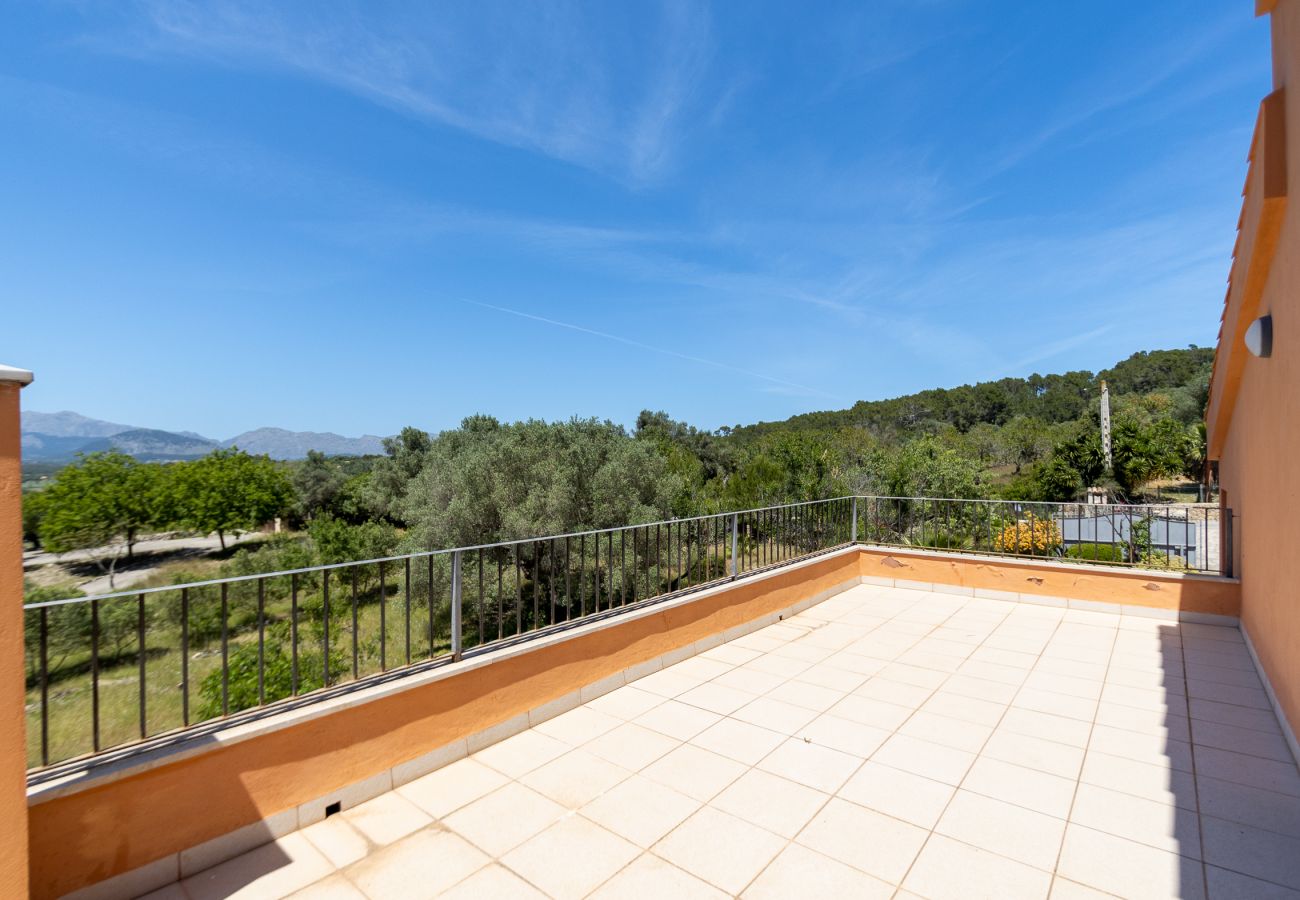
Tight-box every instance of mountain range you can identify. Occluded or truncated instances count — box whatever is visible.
[21,411,388,461]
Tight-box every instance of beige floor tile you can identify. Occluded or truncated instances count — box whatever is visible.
[921,690,1007,727]
[1198,774,1300,838]
[345,830,489,899]
[731,696,820,734]
[339,792,432,847]
[396,757,509,819]
[285,873,367,899]
[519,748,632,808]
[838,760,955,828]
[589,853,728,899]
[903,834,1052,900]
[959,658,1031,686]
[767,679,846,712]
[582,720,680,771]
[898,710,993,753]
[1094,700,1190,742]
[439,863,547,899]
[936,790,1066,871]
[711,768,829,838]
[1186,678,1271,711]
[641,743,746,801]
[855,675,935,708]
[1080,750,1196,810]
[983,729,1084,780]
[1070,783,1199,858]
[797,713,890,758]
[1194,745,1300,796]
[998,714,1093,761]
[757,737,862,792]
[634,668,706,699]
[1203,864,1300,900]
[872,733,975,786]
[671,656,736,681]
[1013,688,1099,723]
[1188,697,1285,734]
[677,681,755,716]
[714,666,787,696]
[963,757,1078,818]
[742,843,893,899]
[501,814,640,898]
[580,774,701,847]
[182,833,334,900]
[1089,723,1193,772]
[796,796,928,884]
[689,717,786,765]
[822,650,888,677]
[825,694,912,730]
[1047,876,1119,899]
[1056,823,1204,900]
[1192,717,1296,762]
[744,652,814,678]
[442,783,568,857]
[472,728,572,778]
[1200,814,1300,890]
[301,817,370,868]
[700,643,763,666]
[532,705,623,746]
[942,673,1019,705]
[875,662,950,690]
[653,806,787,894]
[585,686,665,721]
[634,699,723,741]
[794,663,870,693]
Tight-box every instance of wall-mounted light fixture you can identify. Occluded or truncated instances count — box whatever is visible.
[1245,314,1273,358]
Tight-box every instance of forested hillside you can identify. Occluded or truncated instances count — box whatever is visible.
[23,347,1212,575]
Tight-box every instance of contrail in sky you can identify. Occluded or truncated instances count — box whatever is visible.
[462,299,843,401]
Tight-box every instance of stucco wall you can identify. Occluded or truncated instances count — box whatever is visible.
[1214,1,1300,746]
[0,383,31,899]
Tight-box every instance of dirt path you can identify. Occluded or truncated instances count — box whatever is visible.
[23,532,264,596]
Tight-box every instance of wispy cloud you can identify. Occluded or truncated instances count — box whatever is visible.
[989,11,1247,175]
[461,299,843,401]
[85,0,712,184]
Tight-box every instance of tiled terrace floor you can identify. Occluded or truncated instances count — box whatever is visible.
[150,584,1300,900]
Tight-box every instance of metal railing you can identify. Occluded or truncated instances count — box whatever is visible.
[853,496,1229,577]
[22,494,1230,778]
[23,497,856,777]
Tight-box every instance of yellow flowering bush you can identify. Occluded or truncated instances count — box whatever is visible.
[992,514,1063,554]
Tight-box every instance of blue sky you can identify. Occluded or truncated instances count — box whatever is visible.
[1,1,1271,439]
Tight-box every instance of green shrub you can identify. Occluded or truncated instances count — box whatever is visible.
[1066,543,1125,563]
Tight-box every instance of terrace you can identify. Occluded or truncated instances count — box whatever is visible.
[152,580,1300,900]
[8,488,1282,900]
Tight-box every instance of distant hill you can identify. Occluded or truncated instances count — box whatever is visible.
[21,410,137,438]
[729,347,1215,441]
[223,428,386,458]
[75,429,220,461]
[21,411,388,462]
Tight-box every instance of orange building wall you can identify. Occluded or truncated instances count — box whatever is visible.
[1210,1,1300,743]
[0,383,31,899]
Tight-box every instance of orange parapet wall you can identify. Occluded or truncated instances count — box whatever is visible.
[0,370,33,900]
[859,547,1241,618]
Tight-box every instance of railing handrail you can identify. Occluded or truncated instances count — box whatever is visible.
[23,496,857,609]
[25,494,1218,609]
